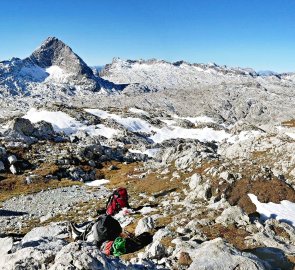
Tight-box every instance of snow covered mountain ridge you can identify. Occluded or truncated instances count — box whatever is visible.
[100,57,292,89]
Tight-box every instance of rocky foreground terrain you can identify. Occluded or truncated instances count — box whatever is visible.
[1,38,295,269]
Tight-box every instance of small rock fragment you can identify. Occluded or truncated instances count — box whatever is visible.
[0,161,5,171]
[9,165,18,174]
[178,251,192,266]
[135,217,155,236]
[8,155,17,165]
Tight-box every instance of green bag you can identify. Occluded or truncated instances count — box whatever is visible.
[112,237,126,257]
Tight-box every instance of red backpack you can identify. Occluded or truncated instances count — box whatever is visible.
[106,187,129,216]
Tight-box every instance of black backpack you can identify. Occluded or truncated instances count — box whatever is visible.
[89,214,122,246]
[71,214,122,247]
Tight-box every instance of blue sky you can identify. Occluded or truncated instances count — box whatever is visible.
[0,0,294,72]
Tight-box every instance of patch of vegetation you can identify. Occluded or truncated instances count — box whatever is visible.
[0,175,81,202]
[282,119,295,127]
[200,223,252,250]
[225,176,295,214]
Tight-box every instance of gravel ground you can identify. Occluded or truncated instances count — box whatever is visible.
[0,185,110,233]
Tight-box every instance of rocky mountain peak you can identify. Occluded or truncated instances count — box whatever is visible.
[29,37,94,77]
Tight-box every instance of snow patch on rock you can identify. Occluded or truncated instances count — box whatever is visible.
[249,193,295,226]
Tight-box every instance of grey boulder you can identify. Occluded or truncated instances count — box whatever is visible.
[22,224,68,246]
[188,173,202,190]
[188,238,270,270]
[8,117,34,136]
[32,121,55,139]
[0,237,13,255]
[215,206,250,226]
[135,217,155,236]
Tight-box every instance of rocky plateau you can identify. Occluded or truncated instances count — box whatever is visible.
[1,37,295,269]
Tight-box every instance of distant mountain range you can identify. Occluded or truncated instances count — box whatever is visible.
[0,37,294,97]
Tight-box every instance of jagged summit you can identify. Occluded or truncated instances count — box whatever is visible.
[29,37,94,77]
[0,37,131,96]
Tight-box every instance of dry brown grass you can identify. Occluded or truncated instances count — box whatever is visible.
[156,216,173,227]
[195,160,220,175]
[287,256,295,269]
[251,151,268,159]
[226,176,295,214]
[124,220,140,235]
[282,119,295,127]
[98,161,191,206]
[32,163,60,176]
[160,236,175,248]
[101,161,142,188]
[272,226,291,241]
[0,161,84,202]
[120,251,140,261]
[200,223,252,250]
[178,252,193,266]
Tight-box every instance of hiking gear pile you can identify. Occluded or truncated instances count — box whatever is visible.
[68,187,153,257]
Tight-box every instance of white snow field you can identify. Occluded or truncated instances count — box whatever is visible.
[21,107,262,145]
[24,108,81,134]
[128,107,150,116]
[85,179,110,187]
[23,108,118,138]
[150,126,230,143]
[248,193,295,225]
[128,148,160,157]
[19,64,48,82]
[85,108,231,143]
[173,115,216,124]
[45,66,71,82]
